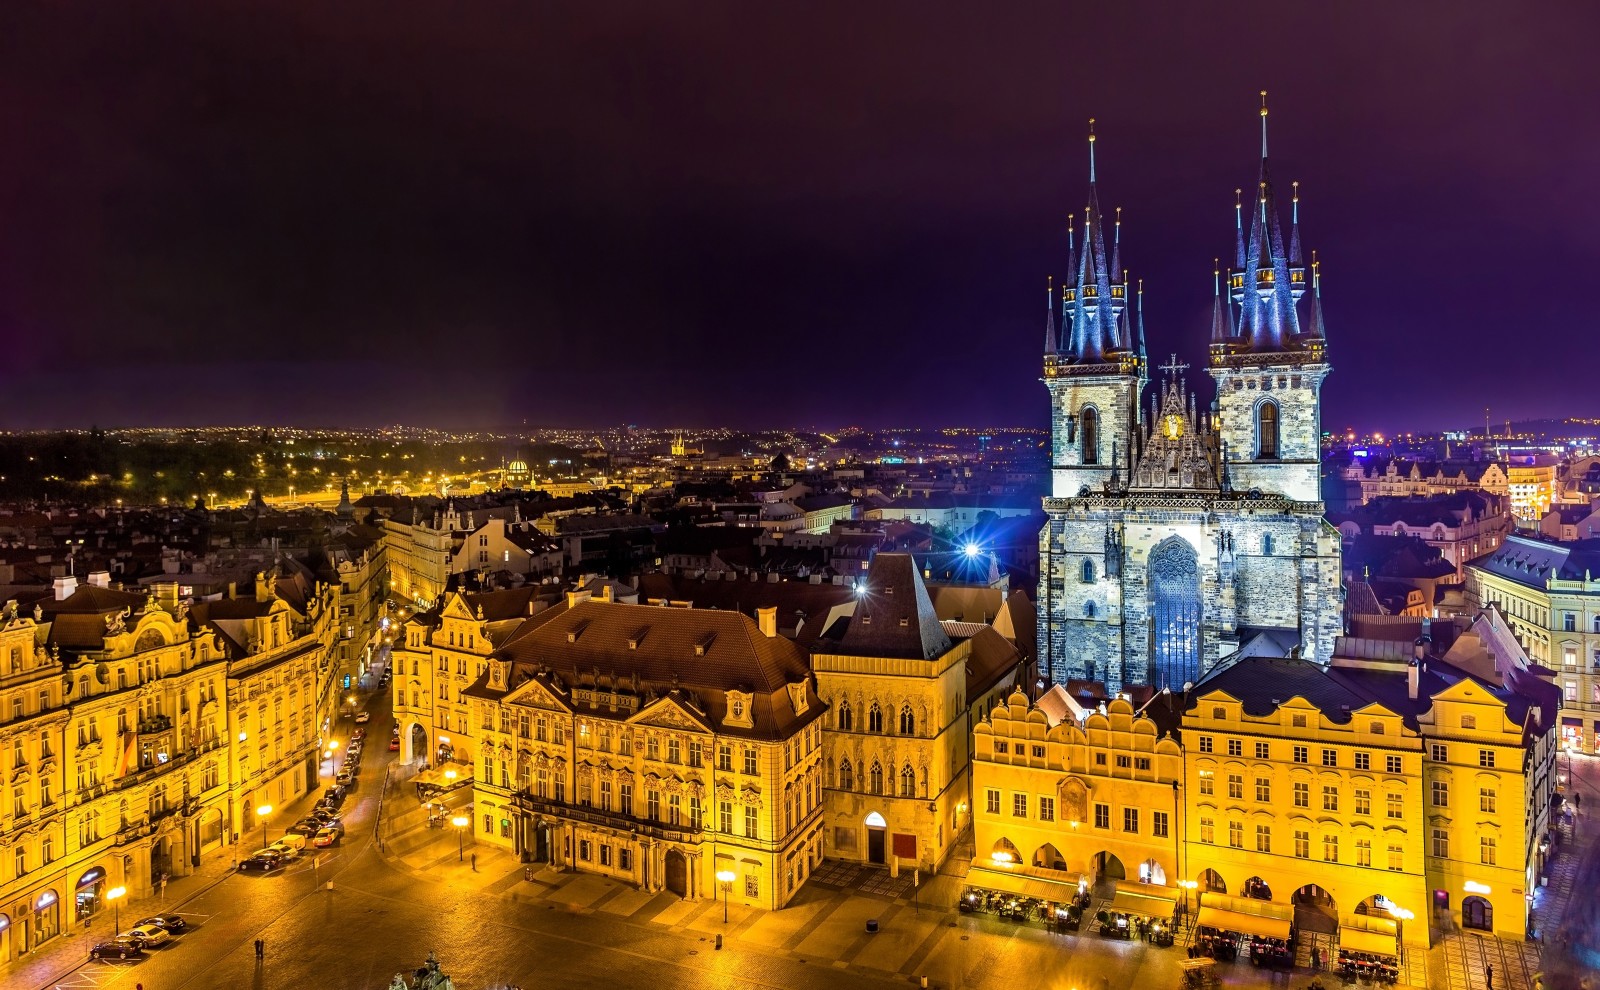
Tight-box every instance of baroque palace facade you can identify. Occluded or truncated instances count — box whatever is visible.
[1037,103,1341,692]
[0,570,342,963]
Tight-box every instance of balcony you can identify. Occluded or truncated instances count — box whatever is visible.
[513,792,705,845]
[138,713,173,734]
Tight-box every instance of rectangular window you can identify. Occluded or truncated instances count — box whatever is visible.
[1387,791,1402,819]
[1294,830,1309,859]
[1198,771,1214,796]
[1198,736,1213,754]
[1480,837,1496,866]
[1255,742,1270,759]
[647,789,661,821]
[995,741,1009,755]
[1431,780,1448,807]
[1354,789,1371,816]
[1115,755,1131,768]
[1388,844,1404,872]
[1355,752,1370,771]
[1032,745,1046,759]
[647,736,659,761]
[1256,824,1271,853]
[1322,786,1339,812]
[1152,811,1168,838]
[579,839,591,861]
[1431,829,1448,858]
[1431,744,1448,762]
[1228,820,1242,848]
[985,789,1001,815]
[1293,746,1308,764]
[1293,782,1309,808]
[1386,755,1402,774]
[1013,793,1028,818]
[620,783,632,816]
[667,738,681,764]
[1199,817,1214,844]
[1356,838,1372,867]
[599,844,612,867]
[1322,749,1337,768]
[1292,713,1308,728]
[1480,788,1496,813]
[742,747,758,775]
[1323,834,1338,862]
[718,743,732,772]
[720,801,733,833]
[1227,739,1242,757]
[1039,796,1055,822]
[1124,808,1139,833]
[1135,757,1151,771]
[620,847,632,871]
[1255,778,1271,802]
[1094,803,1110,830]
[1228,774,1244,799]
[744,806,758,838]
[1478,750,1495,768]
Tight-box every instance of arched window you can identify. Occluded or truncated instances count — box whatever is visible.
[1256,401,1279,459]
[899,765,916,797]
[899,704,915,736]
[1592,615,1600,635]
[1081,407,1100,465]
[1262,534,1275,555]
[867,702,884,733]
[1081,559,1095,583]
[838,700,853,731]
[869,761,884,795]
[839,759,854,791]
[1084,600,1097,619]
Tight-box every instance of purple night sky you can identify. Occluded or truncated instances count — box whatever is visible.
[1,2,1597,432]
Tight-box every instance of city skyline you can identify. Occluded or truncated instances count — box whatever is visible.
[3,4,1598,432]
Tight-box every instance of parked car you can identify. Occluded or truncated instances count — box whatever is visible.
[336,770,354,787]
[135,914,188,934]
[351,728,366,741]
[239,850,286,872]
[388,737,400,752]
[310,808,341,826]
[274,832,308,852]
[125,923,172,948]
[355,711,371,724]
[89,935,145,960]
[313,826,340,848]
[286,821,320,838]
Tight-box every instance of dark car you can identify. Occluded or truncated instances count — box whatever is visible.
[286,821,320,837]
[238,850,286,873]
[135,913,188,934]
[89,935,145,960]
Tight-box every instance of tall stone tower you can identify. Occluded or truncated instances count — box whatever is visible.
[1037,100,1342,694]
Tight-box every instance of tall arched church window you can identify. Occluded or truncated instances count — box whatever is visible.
[899,704,915,735]
[1081,559,1095,583]
[1081,407,1100,465]
[1256,402,1279,460]
[867,702,884,733]
[838,701,852,731]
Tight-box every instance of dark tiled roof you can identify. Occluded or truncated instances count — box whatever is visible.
[831,553,952,660]
[1475,535,1600,585]
[42,586,145,615]
[634,573,855,620]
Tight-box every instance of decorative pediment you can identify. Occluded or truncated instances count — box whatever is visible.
[785,681,809,717]
[506,677,571,714]
[723,689,754,730]
[630,696,711,733]
[441,593,475,622]
[1131,366,1220,492]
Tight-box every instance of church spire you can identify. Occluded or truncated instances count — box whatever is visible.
[1044,276,1057,354]
[1063,118,1125,363]
[1233,92,1304,353]
[1303,251,1327,341]
[1136,278,1148,361]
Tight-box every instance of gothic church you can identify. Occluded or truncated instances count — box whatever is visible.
[1037,100,1343,692]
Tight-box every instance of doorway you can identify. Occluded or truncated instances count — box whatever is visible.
[865,811,887,865]
[664,850,688,897]
[1463,896,1493,931]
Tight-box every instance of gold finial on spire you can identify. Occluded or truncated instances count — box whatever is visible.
[1213,257,1220,277]
[1259,90,1269,158]
[1260,90,1269,117]
[1292,180,1299,203]
[1088,118,1097,181]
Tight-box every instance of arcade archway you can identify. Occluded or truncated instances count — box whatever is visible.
[1094,852,1126,881]
[1292,883,1338,934]
[1197,868,1226,894]
[1033,843,1066,871]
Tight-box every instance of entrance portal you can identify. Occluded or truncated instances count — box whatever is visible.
[407,723,428,764]
[664,850,688,897]
[1292,884,1339,935]
[1462,896,1493,931]
[866,811,887,865]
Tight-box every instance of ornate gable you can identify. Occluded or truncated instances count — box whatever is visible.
[630,696,712,733]
[505,676,571,714]
[1130,359,1220,492]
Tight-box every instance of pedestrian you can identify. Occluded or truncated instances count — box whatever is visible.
[255,937,265,959]
[471,852,477,872]
[1487,963,1493,989]
[1311,946,1321,970]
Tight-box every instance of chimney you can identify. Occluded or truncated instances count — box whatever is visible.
[53,575,78,601]
[1406,659,1419,701]
[87,571,111,589]
[600,583,614,603]
[757,606,778,638]
[566,590,593,610]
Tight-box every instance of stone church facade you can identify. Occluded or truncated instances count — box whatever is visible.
[1038,106,1343,692]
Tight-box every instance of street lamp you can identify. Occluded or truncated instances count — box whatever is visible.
[256,804,273,851]
[106,885,126,936]
[1180,879,1199,920]
[452,815,469,861]
[716,869,736,923]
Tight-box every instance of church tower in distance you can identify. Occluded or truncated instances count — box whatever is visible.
[1037,99,1342,694]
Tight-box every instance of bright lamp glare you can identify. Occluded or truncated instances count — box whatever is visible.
[963,542,981,558]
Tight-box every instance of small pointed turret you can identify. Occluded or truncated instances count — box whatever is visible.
[1209,259,1235,351]
[1303,251,1327,341]
[1111,207,1123,284]
[1043,276,1057,355]
[1136,278,1148,361]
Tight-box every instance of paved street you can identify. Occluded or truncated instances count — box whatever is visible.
[18,660,1584,990]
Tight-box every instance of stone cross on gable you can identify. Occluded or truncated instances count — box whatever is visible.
[1158,354,1189,377]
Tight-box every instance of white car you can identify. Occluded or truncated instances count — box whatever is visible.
[354,711,371,724]
[266,841,302,860]
[126,923,172,948]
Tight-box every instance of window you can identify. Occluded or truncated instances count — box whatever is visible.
[1431,744,1448,762]
[1228,774,1244,799]
[1080,406,1100,465]
[899,704,915,735]
[1356,838,1372,867]
[867,703,884,733]
[869,761,883,795]
[1355,752,1370,771]
[1116,755,1131,769]
[1255,777,1271,802]
[647,735,660,761]
[1292,713,1308,728]
[1480,837,1497,866]
[985,788,1000,814]
[1094,803,1110,830]
[600,780,612,812]
[744,806,758,838]
[1199,772,1214,796]
[718,743,733,772]
[668,793,681,826]
[1013,793,1028,818]
[1431,780,1449,808]
[1388,843,1404,872]
[1480,787,1496,813]
[1294,830,1309,859]
[1227,739,1242,757]
[1322,786,1339,812]
[600,844,612,867]
[742,747,758,775]
[1369,720,1385,735]
[1256,824,1271,852]
[1257,401,1279,459]
[1124,808,1140,833]
[1199,817,1214,844]
[647,789,661,821]
[620,847,632,871]
[689,741,703,768]
[1034,746,1047,759]
[839,759,855,791]
[1039,796,1055,822]
[1355,789,1371,816]
[1152,811,1168,838]
[1228,820,1242,848]
[1293,782,1309,808]
[1564,612,1576,632]
[1081,559,1095,583]
[720,801,733,833]
[1262,534,1275,555]
[1293,746,1308,764]
[1322,749,1337,768]
[1136,757,1151,771]
[837,702,852,731]
[1095,753,1107,766]
[1479,750,1495,768]
[1386,755,1403,774]
[1431,829,1448,858]
[620,782,632,816]
[995,741,1009,755]
[1199,736,1213,754]
[1255,742,1270,759]
[667,738,681,764]
[1386,791,1403,820]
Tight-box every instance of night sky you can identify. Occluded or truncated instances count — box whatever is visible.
[2,2,1597,433]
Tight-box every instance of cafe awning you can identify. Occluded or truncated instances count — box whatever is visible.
[1196,906,1292,941]
[1107,890,1178,919]
[1339,927,1398,958]
[966,864,1084,901]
